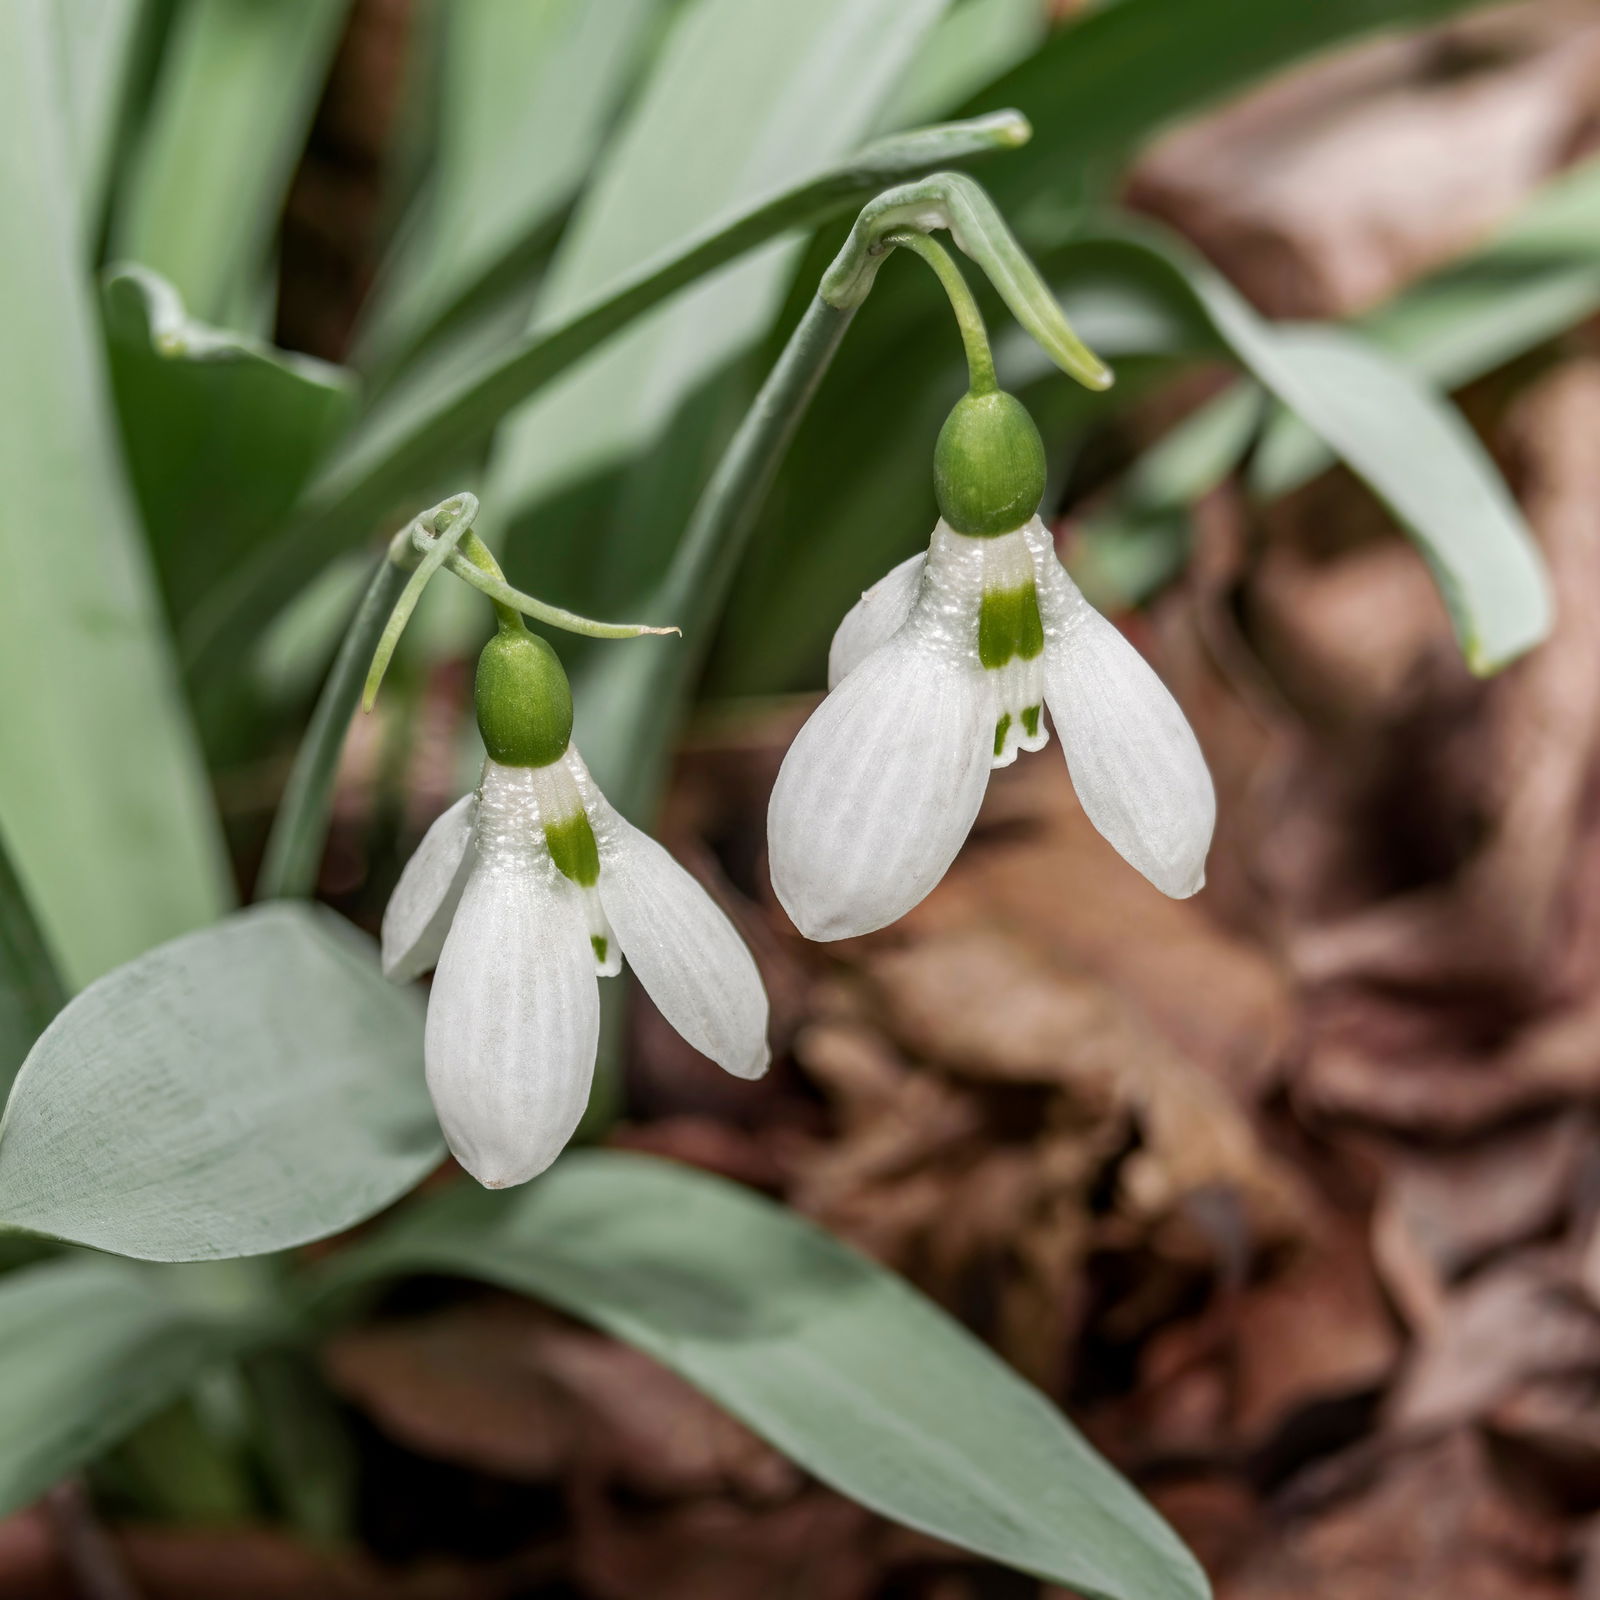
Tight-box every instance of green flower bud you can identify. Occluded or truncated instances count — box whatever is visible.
[933,389,1046,538]
[475,627,572,768]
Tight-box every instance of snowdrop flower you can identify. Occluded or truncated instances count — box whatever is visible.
[769,387,1215,940]
[383,625,769,1188]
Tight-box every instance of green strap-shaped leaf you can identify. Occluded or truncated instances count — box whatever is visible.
[1052,226,1552,672]
[356,0,660,370]
[329,1152,1209,1600]
[0,1257,251,1519]
[1254,152,1600,495]
[51,0,148,235]
[102,265,357,626]
[486,0,952,610]
[0,0,230,989]
[0,904,441,1262]
[0,824,65,1101]
[109,0,350,326]
[180,110,1030,680]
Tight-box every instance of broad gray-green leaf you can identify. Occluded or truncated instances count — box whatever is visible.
[0,1257,251,1518]
[357,0,659,370]
[487,0,951,606]
[110,0,349,325]
[0,903,440,1262]
[0,825,64,1101]
[102,265,356,625]
[0,0,230,988]
[333,1152,1208,1600]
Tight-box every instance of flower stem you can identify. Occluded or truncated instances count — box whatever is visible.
[888,229,996,394]
[255,537,419,901]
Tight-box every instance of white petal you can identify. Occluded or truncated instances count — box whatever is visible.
[592,809,770,1080]
[828,551,925,689]
[769,629,991,941]
[1028,524,1215,898]
[381,793,475,983]
[424,853,600,1188]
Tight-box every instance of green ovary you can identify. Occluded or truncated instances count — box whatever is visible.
[977,581,1044,670]
[545,811,601,887]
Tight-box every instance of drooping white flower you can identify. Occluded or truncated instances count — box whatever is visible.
[383,628,768,1188]
[769,509,1215,940]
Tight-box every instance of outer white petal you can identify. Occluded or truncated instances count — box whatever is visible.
[424,853,600,1188]
[590,805,770,1080]
[381,792,475,982]
[769,627,991,941]
[828,551,926,689]
[1027,520,1216,898]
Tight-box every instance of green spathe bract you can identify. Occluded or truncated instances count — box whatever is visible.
[474,628,573,768]
[934,389,1046,536]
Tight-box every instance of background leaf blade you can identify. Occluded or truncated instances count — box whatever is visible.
[0,0,230,987]
[335,1151,1210,1600]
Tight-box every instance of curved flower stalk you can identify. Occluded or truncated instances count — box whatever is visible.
[768,237,1213,942]
[384,625,768,1188]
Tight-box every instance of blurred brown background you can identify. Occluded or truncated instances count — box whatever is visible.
[17,1,1600,1596]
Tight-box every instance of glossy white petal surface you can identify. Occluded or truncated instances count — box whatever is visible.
[585,790,769,1081]
[424,766,599,1188]
[770,529,993,942]
[380,792,475,983]
[827,550,925,689]
[1026,520,1216,898]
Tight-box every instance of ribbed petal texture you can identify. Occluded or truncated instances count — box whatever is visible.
[587,786,770,1080]
[424,764,599,1188]
[770,545,991,940]
[828,550,925,689]
[1026,519,1215,898]
[380,792,475,982]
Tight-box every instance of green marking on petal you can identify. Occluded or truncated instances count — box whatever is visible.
[978,580,1044,669]
[1021,704,1041,739]
[591,935,609,965]
[545,811,600,887]
[993,713,1012,758]
[1016,582,1044,661]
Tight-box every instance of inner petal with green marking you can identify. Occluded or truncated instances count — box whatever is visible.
[972,528,1048,769]
[529,753,620,976]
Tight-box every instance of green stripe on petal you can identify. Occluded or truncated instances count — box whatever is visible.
[993,713,1012,758]
[545,812,601,887]
[978,581,1044,669]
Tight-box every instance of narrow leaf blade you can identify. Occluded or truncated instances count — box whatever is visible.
[110,0,349,324]
[0,0,230,987]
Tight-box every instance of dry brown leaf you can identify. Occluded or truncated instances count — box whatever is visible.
[325,1298,794,1500]
[1387,1252,1600,1433]
[1129,1,1600,318]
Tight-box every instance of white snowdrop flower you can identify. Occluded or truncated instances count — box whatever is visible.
[383,626,769,1189]
[769,388,1215,941]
